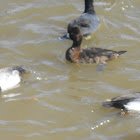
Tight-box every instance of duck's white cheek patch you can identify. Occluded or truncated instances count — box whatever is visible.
[124,102,140,111]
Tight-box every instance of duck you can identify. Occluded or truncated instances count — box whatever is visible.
[65,26,127,63]
[59,0,99,40]
[0,66,26,92]
[102,92,140,111]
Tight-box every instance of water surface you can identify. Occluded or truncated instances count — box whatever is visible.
[0,0,140,139]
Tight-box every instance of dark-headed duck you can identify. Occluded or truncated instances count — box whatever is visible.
[65,26,127,63]
[102,92,140,111]
[0,66,26,92]
[59,0,99,40]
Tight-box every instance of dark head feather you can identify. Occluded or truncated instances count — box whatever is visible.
[11,66,26,76]
[69,27,83,45]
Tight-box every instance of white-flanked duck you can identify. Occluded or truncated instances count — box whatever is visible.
[0,66,26,92]
[65,26,127,63]
[102,92,140,111]
[59,0,99,40]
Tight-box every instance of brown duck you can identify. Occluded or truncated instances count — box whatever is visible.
[66,26,127,63]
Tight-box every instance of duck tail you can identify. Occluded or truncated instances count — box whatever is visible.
[102,100,113,108]
[117,51,127,55]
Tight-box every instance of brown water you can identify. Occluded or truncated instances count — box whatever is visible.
[0,0,140,139]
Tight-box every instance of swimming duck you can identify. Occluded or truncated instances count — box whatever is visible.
[65,26,127,63]
[102,92,140,111]
[59,0,99,40]
[0,66,26,92]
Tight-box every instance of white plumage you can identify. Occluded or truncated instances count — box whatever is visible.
[0,66,26,92]
[125,101,140,111]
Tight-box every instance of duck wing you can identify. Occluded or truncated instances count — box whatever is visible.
[80,47,126,63]
[82,47,121,57]
[112,92,140,102]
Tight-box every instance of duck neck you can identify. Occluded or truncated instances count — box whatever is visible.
[72,38,82,49]
[66,40,82,63]
[84,0,95,14]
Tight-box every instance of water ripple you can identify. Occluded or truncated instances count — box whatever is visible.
[38,100,72,113]
[7,3,33,15]
[120,34,140,42]
[0,0,140,139]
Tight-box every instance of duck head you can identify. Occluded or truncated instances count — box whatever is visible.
[69,26,83,46]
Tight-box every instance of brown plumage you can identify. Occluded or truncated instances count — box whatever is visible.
[66,26,127,63]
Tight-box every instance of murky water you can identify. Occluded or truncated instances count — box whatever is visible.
[0,0,140,139]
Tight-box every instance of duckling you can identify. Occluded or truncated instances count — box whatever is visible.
[65,26,127,63]
[0,66,26,92]
[59,0,99,40]
[102,92,140,111]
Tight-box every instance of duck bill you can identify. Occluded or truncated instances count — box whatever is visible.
[58,33,70,40]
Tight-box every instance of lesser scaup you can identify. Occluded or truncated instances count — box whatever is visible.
[65,26,127,63]
[59,0,99,40]
[102,92,140,111]
[0,66,26,92]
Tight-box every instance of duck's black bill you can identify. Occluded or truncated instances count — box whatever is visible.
[102,101,113,108]
[58,33,70,40]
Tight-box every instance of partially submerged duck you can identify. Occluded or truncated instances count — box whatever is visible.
[102,92,140,111]
[0,66,26,92]
[65,26,127,63]
[59,0,99,40]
